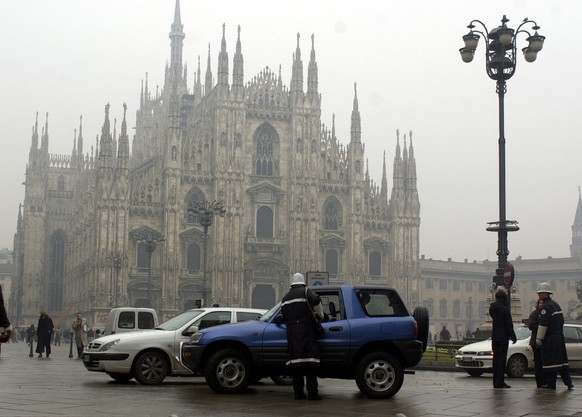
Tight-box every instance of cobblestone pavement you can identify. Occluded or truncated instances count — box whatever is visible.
[1,341,582,417]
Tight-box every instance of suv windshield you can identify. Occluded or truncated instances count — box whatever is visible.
[155,310,205,331]
[260,303,281,322]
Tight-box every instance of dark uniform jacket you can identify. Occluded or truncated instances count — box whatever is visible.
[0,285,10,329]
[538,298,569,369]
[281,285,322,367]
[528,308,542,349]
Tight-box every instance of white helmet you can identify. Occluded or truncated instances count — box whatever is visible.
[537,282,553,294]
[291,273,306,286]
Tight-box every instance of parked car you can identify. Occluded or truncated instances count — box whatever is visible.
[182,285,429,399]
[455,323,582,377]
[102,307,158,336]
[82,307,266,384]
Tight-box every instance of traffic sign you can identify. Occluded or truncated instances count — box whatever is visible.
[503,263,515,286]
[306,271,329,286]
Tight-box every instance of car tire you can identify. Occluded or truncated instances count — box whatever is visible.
[107,372,134,382]
[133,351,169,385]
[355,352,404,399]
[205,348,252,394]
[466,369,484,377]
[271,375,293,385]
[506,354,527,378]
[413,306,430,352]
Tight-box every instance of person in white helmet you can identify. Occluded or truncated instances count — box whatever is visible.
[281,273,324,400]
[536,282,574,390]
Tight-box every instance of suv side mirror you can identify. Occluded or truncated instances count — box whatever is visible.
[273,314,285,324]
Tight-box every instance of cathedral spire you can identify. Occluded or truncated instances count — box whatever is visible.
[30,112,39,152]
[117,103,129,170]
[169,0,185,78]
[307,34,318,97]
[290,33,303,94]
[232,25,244,97]
[99,104,113,167]
[217,23,229,87]
[381,151,388,201]
[350,83,361,143]
[41,112,49,152]
[205,44,213,96]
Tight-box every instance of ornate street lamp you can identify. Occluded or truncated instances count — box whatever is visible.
[106,250,128,308]
[135,231,165,307]
[187,200,226,306]
[459,16,545,306]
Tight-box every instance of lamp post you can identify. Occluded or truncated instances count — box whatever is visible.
[106,250,128,308]
[135,231,165,308]
[187,200,226,307]
[459,16,545,306]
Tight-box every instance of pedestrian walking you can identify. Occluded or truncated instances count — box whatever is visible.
[528,298,547,388]
[280,273,324,401]
[36,311,54,358]
[72,312,88,359]
[535,282,574,390]
[489,289,517,389]
[26,324,36,345]
[54,327,62,346]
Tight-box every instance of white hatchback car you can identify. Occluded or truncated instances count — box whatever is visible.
[82,307,265,384]
[455,323,582,378]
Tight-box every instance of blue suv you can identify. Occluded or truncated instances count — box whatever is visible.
[182,284,429,399]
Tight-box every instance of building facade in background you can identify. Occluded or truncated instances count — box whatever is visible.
[10,1,420,327]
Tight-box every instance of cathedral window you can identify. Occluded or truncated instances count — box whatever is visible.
[57,175,65,191]
[311,138,317,154]
[439,299,447,318]
[296,138,303,153]
[187,243,201,272]
[171,146,177,161]
[49,231,65,312]
[137,243,149,270]
[355,160,361,174]
[256,206,273,238]
[326,249,338,276]
[323,198,342,230]
[185,188,205,223]
[369,251,381,276]
[255,125,278,176]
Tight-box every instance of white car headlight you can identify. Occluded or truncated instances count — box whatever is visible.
[189,332,204,344]
[99,339,120,352]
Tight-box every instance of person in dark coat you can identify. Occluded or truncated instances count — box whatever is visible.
[528,298,547,388]
[440,326,451,341]
[36,311,54,358]
[281,273,324,400]
[489,289,517,389]
[0,285,12,344]
[535,282,574,390]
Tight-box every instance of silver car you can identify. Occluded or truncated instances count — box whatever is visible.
[455,323,582,378]
[82,307,265,384]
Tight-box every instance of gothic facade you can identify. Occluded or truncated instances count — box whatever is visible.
[11,1,420,327]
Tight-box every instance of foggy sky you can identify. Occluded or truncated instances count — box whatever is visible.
[2,0,581,263]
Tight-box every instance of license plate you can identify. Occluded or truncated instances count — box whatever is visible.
[83,355,90,363]
[463,356,473,361]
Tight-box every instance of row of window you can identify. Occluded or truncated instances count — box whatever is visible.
[425,278,488,293]
[423,299,487,320]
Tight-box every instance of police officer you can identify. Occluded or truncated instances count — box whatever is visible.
[281,273,324,400]
[535,282,574,390]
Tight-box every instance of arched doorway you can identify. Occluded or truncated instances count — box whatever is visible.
[252,285,276,309]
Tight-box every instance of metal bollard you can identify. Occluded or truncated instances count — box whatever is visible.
[69,333,73,358]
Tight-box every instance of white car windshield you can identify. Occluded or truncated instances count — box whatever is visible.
[154,310,206,331]
[514,326,531,340]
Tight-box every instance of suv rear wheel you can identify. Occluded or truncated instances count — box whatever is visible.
[205,348,252,394]
[355,352,403,399]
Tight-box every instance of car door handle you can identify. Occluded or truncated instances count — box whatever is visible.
[329,326,343,331]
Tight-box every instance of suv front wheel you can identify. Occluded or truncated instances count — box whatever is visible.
[205,348,253,394]
[355,352,403,399]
